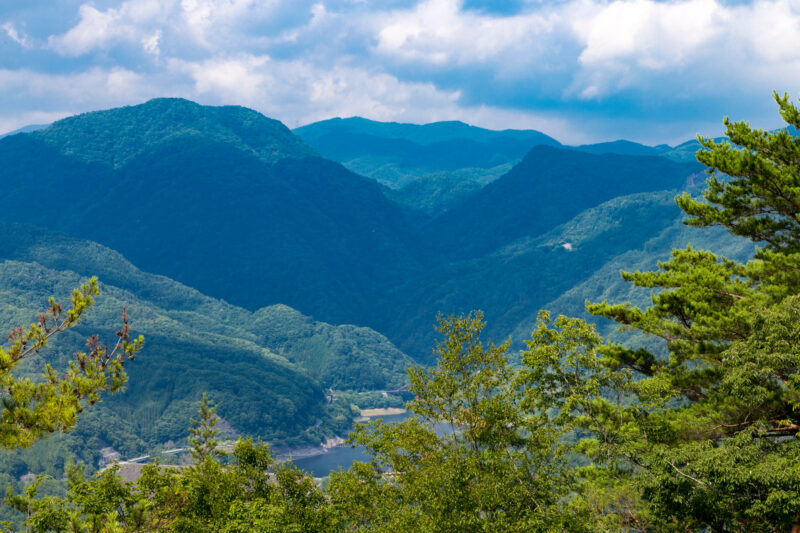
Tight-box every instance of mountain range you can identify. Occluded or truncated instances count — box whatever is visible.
[0,98,750,469]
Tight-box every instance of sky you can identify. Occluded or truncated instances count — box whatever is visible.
[1,0,799,144]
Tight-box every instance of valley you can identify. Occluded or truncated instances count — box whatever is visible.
[0,98,741,481]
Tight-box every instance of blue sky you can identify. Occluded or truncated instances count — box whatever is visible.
[1,0,798,144]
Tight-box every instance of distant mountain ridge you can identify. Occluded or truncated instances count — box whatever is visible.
[0,123,49,139]
[427,145,702,259]
[295,116,560,149]
[295,116,705,214]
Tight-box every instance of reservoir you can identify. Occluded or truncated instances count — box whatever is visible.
[293,412,409,477]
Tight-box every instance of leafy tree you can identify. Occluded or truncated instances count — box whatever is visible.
[328,312,585,532]
[10,398,334,532]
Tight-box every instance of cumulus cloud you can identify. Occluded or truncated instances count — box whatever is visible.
[568,0,800,99]
[46,1,176,56]
[169,54,464,127]
[374,0,559,66]
[3,0,800,143]
[0,66,169,136]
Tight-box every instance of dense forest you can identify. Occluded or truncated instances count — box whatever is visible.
[0,92,797,530]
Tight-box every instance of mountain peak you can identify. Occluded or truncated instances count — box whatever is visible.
[31,98,316,168]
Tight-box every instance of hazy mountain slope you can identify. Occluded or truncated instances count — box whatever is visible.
[295,116,559,153]
[0,100,719,362]
[0,258,321,449]
[520,206,755,347]
[573,139,663,157]
[0,123,48,139]
[428,145,703,259]
[0,222,414,450]
[382,164,513,215]
[295,117,561,212]
[251,304,411,390]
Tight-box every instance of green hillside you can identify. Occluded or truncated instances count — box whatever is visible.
[0,222,413,455]
[427,145,702,259]
[34,98,315,168]
[0,101,422,325]
[511,190,755,344]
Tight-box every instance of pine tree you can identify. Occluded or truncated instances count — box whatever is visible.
[0,277,143,449]
[189,393,225,463]
[536,93,800,530]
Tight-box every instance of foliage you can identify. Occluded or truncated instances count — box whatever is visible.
[533,93,800,530]
[0,222,416,457]
[189,394,225,463]
[328,313,583,532]
[9,400,335,532]
[6,94,800,531]
[0,278,142,450]
[294,116,558,186]
[33,98,314,168]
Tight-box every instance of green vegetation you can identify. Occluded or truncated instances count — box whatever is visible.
[34,98,315,168]
[7,434,333,531]
[294,117,560,213]
[0,222,412,463]
[328,313,578,532]
[4,93,800,530]
[0,278,141,450]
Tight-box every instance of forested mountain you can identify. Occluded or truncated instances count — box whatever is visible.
[426,145,701,258]
[0,222,413,458]
[3,97,782,531]
[0,99,421,324]
[0,99,714,362]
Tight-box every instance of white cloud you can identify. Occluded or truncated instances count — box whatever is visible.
[0,67,159,114]
[47,1,177,56]
[179,0,284,47]
[170,54,464,127]
[3,0,799,144]
[142,30,162,56]
[374,0,558,66]
[573,0,720,70]
[2,22,33,48]
[568,0,800,98]
[0,110,69,137]
[172,55,272,104]
[48,5,121,56]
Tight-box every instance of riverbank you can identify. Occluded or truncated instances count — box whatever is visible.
[273,435,347,462]
[353,407,407,423]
